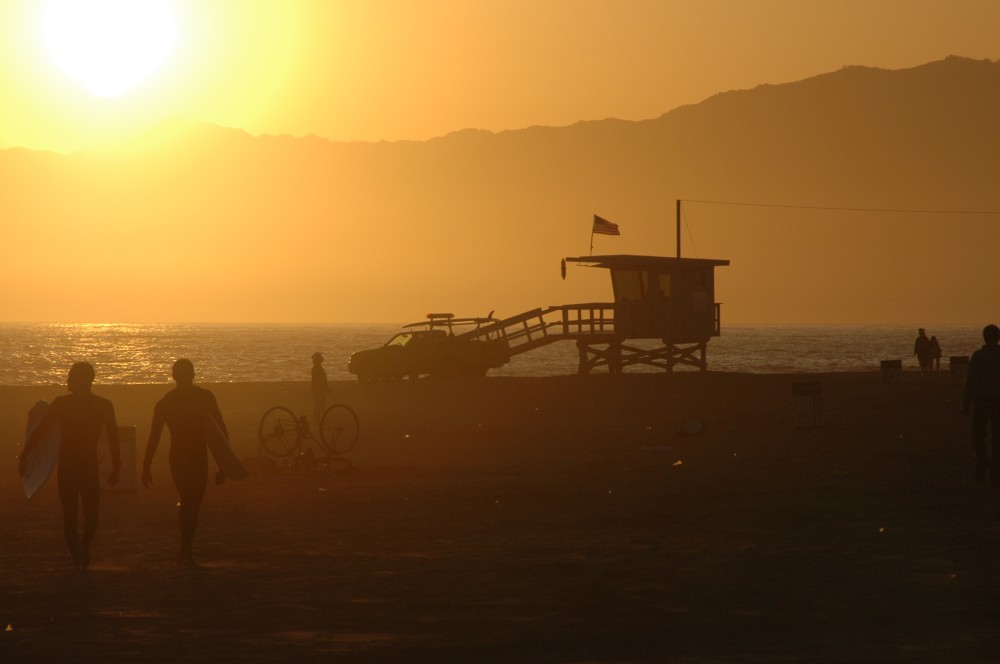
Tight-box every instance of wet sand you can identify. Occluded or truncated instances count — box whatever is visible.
[1,372,997,662]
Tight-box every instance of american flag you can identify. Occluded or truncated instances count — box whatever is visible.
[592,215,621,236]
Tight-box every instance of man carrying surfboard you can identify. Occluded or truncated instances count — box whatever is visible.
[19,362,121,569]
[143,358,232,568]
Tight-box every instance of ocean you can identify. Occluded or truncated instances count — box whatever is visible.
[0,323,985,386]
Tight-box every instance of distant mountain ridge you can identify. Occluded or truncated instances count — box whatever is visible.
[2,56,998,324]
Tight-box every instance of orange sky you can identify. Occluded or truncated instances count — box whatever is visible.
[1,1,999,325]
[2,0,998,152]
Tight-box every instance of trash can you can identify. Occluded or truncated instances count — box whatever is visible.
[793,381,823,429]
[950,356,969,388]
[880,359,903,391]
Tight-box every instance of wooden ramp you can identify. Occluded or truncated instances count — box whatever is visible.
[453,303,718,373]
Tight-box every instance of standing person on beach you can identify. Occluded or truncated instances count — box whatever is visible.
[914,328,932,373]
[962,324,1000,485]
[311,352,329,425]
[20,362,120,569]
[142,359,227,568]
[929,335,942,371]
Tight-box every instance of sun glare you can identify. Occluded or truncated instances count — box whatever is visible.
[42,0,177,99]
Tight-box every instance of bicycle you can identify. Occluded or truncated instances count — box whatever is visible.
[258,404,359,468]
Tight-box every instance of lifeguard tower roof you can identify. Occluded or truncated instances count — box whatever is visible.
[565,254,730,269]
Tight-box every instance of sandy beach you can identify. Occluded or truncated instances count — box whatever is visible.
[1,371,997,662]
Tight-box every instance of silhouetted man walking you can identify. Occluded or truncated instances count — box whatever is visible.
[962,324,1000,485]
[20,362,120,569]
[143,359,227,567]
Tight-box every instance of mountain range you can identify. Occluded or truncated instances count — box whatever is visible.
[2,56,998,324]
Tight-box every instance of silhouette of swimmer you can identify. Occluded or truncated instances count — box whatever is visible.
[142,359,228,568]
[20,362,120,569]
[963,324,1000,485]
[311,352,329,425]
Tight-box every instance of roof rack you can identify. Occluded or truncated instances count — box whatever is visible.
[403,311,500,330]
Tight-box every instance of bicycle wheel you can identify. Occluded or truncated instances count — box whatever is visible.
[258,406,299,457]
[320,404,359,454]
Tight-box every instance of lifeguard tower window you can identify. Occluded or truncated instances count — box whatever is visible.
[612,269,644,302]
[648,273,670,299]
[612,269,672,301]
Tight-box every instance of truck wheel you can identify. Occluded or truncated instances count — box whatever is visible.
[353,361,375,382]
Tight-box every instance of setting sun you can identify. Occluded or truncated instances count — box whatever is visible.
[42,0,177,98]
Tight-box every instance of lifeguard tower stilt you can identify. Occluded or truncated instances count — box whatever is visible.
[574,338,709,374]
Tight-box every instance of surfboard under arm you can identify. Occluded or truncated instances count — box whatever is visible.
[22,400,61,499]
[206,416,248,481]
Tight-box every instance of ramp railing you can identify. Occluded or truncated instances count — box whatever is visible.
[454,303,617,357]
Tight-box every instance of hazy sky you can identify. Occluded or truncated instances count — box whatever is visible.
[2,0,998,152]
[2,0,999,325]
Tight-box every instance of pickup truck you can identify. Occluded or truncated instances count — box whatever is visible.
[347,314,509,381]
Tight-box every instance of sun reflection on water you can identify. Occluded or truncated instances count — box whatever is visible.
[0,322,405,386]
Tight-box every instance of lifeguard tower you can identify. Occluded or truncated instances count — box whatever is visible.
[447,252,730,374]
[560,254,730,372]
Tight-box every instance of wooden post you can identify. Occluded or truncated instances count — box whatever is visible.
[609,342,622,375]
[576,339,589,375]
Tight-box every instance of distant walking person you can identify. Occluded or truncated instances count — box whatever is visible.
[914,328,932,373]
[962,324,1000,485]
[20,362,120,569]
[311,352,329,425]
[929,335,942,371]
[142,359,228,568]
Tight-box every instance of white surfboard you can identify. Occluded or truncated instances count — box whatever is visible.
[206,416,247,481]
[22,400,61,498]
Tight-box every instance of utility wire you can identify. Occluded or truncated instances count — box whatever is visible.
[680,204,699,258]
[681,198,1000,216]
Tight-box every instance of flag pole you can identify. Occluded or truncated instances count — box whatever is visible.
[676,199,681,258]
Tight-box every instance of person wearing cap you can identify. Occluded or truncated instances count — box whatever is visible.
[913,328,932,374]
[311,352,330,425]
